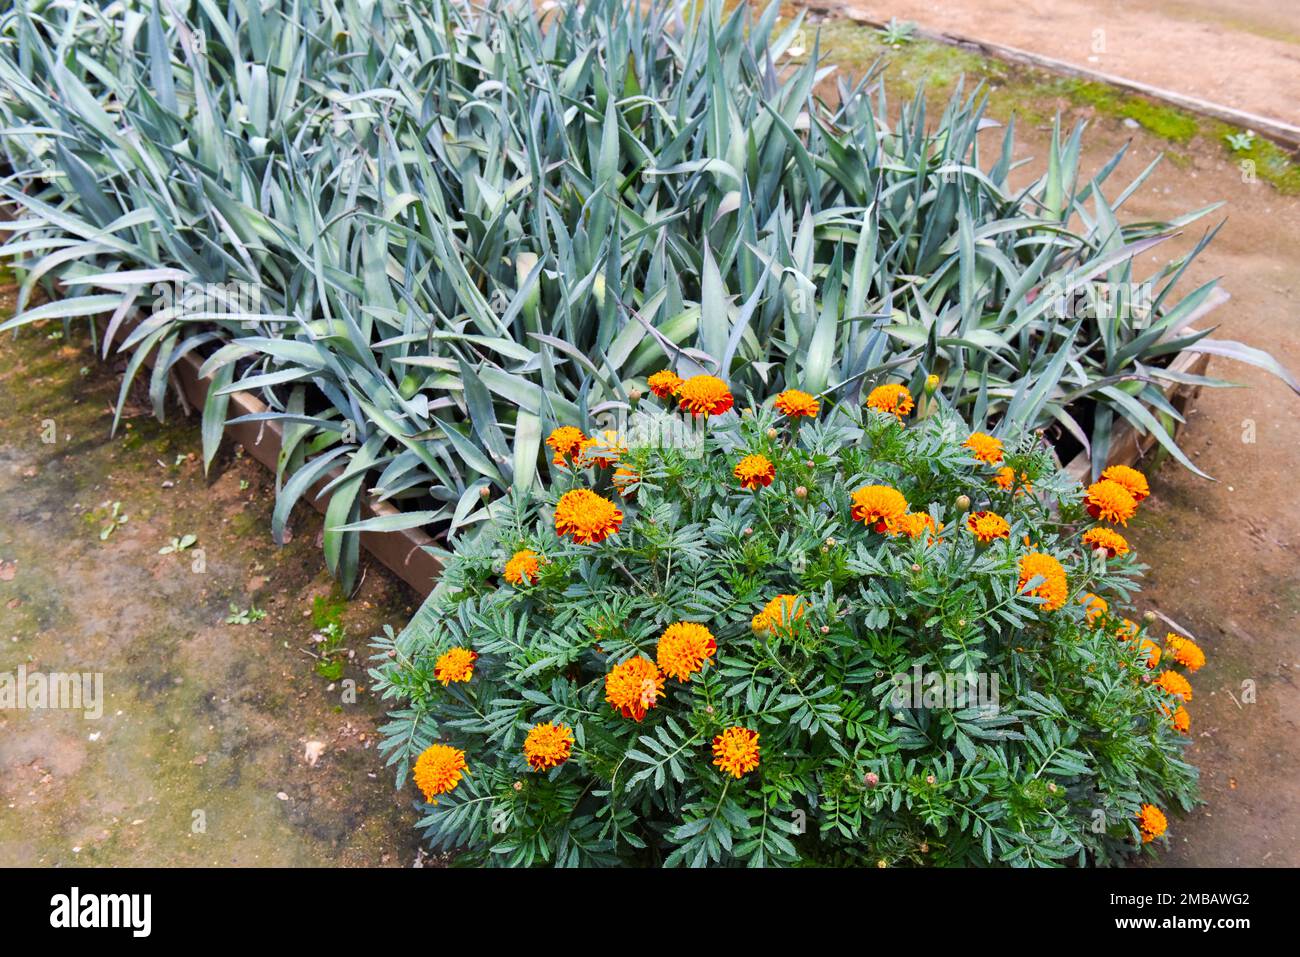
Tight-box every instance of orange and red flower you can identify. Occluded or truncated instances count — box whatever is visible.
[1082,526,1130,557]
[966,510,1010,544]
[1154,670,1193,702]
[523,722,574,772]
[711,726,761,779]
[751,594,807,636]
[656,622,717,682]
[677,374,734,416]
[648,369,684,398]
[554,488,623,544]
[1137,803,1167,843]
[865,383,914,419]
[1102,464,1150,502]
[850,485,909,533]
[1080,592,1108,625]
[992,467,1032,494]
[962,432,1004,465]
[774,389,820,419]
[504,549,542,586]
[604,656,666,721]
[1084,479,1138,525]
[434,647,477,685]
[1164,633,1206,672]
[734,454,776,490]
[546,426,587,466]
[413,743,469,804]
[1017,552,1068,611]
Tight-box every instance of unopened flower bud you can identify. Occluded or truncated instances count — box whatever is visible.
[805,459,815,469]
[480,485,491,498]
[743,527,754,537]
[911,563,922,573]
[925,374,940,395]
[628,387,643,403]
[513,781,523,791]
[864,772,879,787]
[766,427,779,440]
[919,842,930,853]
[795,485,808,499]
[820,625,830,635]
[1143,611,1157,624]
[955,494,971,513]
[877,859,888,869]
[925,774,936,785]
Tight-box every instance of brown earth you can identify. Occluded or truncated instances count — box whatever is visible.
[0,305,429,866]
[831,0,1300,127]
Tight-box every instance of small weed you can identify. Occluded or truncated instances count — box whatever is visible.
[226,603,267,625]
[98,502,128,541]
[158,534,198,555]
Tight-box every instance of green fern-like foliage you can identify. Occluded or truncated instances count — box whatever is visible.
[371,388,1199,867]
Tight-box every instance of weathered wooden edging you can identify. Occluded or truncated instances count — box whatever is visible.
[830,5,1300,151]
[167,350,443,596]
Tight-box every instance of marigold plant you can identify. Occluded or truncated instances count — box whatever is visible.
[373,403,1199,866]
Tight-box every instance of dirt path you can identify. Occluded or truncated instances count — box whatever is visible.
[829,0,1300,127]
[0,311,426,866]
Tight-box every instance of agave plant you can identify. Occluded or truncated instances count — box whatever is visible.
[1,0,1294,593]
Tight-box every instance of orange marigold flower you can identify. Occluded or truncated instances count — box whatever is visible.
[1137,803,1167,843]
[554,488,623,544]
[546,426,587,465]
[1082,526,1130,557]
[1085,479,1138,525]
[413,743,469,804]
[648,369,684,398]
[774,389,820,419]
[1164,633,1206,672]
[677,374,734,416]
[892,511,940,542]
[1138,637,1162,669]
[751,594,807,636]
[656,622,717,682]
[1102,464,1150,502]
[1170,705,1191,734]
[612,467,639,497]
[851,484,909,533]
[504,549,542,586]
[523,722,574,772]
[966,510,1010,544]
[865,383,914,419]
[1018,552,1068,611]
[1154,670,1193,702]
[962,431,1004,465]
[1116,618,1140,642]
[1080,592,1108,625]
[604,656,666,721]
[434,646,477,685]
[711,726,761,779]
[578,429,625,469]
[734,454,776,490]
[992,467,1033,494]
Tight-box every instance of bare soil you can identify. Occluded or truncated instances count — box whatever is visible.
[835,0,1300,126]
[0,310,427,866]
